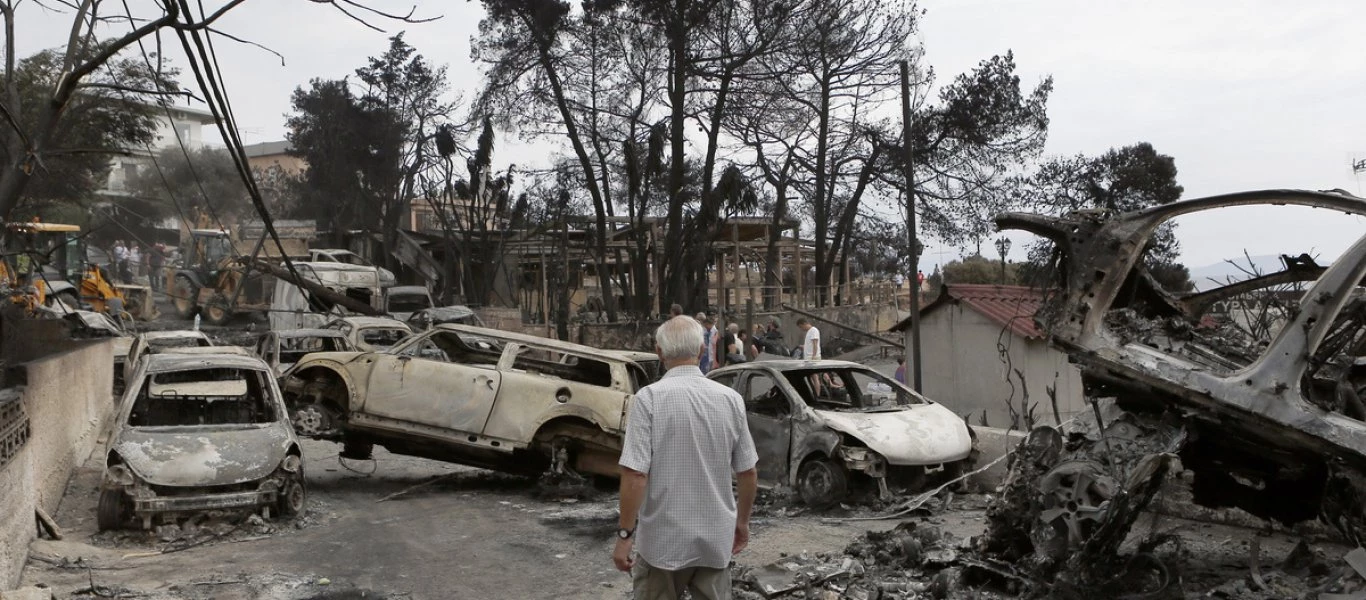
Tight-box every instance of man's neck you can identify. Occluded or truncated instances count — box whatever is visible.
[663,359,699,370]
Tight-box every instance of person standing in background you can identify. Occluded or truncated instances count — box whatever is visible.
[696,313,718,374]
[798,318,823,395]
[148,244,166,291]
[128,244,142,280]
[797,318,821,360]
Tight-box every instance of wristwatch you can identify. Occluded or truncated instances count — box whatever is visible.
[616,527,635,540]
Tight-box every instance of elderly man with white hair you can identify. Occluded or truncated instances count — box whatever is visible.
[613,316,759,600]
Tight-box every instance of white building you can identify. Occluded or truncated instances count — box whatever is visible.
[98,103,218,198]
[891,284,1086,429]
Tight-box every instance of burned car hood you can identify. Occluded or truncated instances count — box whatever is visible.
[113,424,293,487]
[816,403,972,466]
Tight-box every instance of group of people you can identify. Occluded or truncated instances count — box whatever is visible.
[667,304,824,375]
[109,240,168,290]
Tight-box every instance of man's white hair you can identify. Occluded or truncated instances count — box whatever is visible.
[656,315,705,361]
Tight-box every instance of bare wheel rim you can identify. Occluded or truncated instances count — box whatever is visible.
[292,404,332,436]
[283,480,305,514]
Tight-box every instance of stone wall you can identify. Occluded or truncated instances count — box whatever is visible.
[0,341,113,589]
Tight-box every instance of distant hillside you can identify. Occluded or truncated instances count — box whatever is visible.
[1188,255,1291,291]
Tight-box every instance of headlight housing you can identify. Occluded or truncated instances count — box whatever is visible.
[105,464,136,487]
[280,455,302,473]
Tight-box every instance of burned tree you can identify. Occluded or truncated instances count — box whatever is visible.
[0,0,433,225]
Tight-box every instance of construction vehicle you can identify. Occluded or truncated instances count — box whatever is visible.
[171,227,379,326]
[171,229,270,325]
[0,222,155,321]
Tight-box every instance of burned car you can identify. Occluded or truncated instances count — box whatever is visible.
[100,353,305,531]
[122,330,214,388]
[255,329,355,376]
[322,316,412,352]
[281,324,652,478]
[708,360,975,507]
[972,189,1366,588]
[404,305,483,332]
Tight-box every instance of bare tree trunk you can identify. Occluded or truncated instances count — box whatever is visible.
[661,9,688,314]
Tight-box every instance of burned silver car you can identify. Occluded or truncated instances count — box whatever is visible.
[100,353,305,530]
[709,360,975,506]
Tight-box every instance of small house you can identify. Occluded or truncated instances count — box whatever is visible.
[890,284,1085,428]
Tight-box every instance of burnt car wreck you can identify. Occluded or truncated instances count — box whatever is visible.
[708,360,976,507]
[101,353,305,531]
[964,189,1366,593]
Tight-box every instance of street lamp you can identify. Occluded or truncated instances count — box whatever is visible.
[994,237,1011,284]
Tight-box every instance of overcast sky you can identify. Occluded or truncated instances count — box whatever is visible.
[14,0,1366,272]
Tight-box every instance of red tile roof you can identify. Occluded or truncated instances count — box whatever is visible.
[890,284,1049,340]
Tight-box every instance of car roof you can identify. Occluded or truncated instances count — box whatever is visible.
[432,323,635,363]
[332,316,411,329]
[708,359,869,376]
[412,305,476,319]
[138,330,210,341]
[312,248,353,255]
[159,346,252,356]
[274,328,346,338]
[389,285,430,295]
[142,352,270,373]
[602,349,659,363]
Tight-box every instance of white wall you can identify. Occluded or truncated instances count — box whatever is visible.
[907,303,1085,429]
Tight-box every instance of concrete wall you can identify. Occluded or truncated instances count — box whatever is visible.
[909,303,1084,428]
[0,341,113,589]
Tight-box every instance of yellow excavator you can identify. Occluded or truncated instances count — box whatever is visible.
[0,222,156,321]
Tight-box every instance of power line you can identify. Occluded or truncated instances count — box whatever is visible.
[169,0,306,287]
[109,0,229,237]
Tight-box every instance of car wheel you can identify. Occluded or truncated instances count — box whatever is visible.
[97,489,130,531]
[292,403,339,438]
[203,294,232,326]
[797,458,849,508]
[172,275,198,318]
[276,474,307,518]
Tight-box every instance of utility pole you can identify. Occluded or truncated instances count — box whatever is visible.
[995,237,1012,284]
[900,60,923,393]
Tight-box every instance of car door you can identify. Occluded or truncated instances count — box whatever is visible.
[481,344,630,444]
[740,371,794,485]
[358,330,503,437]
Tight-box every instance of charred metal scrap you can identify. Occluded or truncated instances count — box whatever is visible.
[963,189,1366,590]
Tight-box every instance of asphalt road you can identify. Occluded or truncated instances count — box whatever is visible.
[22,439,911,600]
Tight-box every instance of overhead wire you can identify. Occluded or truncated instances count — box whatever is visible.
[115,0,231,236]
[169,0,307,288]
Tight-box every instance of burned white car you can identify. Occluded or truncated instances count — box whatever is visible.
[281,324,652,478]
[323,316,412,352]
[122,330,214,389]
[255,329,355,376]
[708,360,975,506]
[99,353,305,530]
